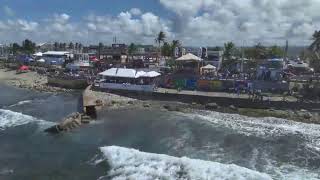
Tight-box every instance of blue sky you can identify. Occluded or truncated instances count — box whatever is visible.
[0,0,319,46]
[1,0,168,21]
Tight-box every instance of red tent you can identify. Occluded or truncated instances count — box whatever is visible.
[19,65,29,71]
[90,56,99,62]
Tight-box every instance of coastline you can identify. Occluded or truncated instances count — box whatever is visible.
[1,66,319,125]
[0,67,73,93]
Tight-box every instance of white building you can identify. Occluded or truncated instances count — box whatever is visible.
[42,51,71,65]
[97,68,161,92]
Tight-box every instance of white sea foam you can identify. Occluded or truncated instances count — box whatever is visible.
[98,146,272,180]
[0,109,53,130]
[8,100,32,107]
[179,111,320,150]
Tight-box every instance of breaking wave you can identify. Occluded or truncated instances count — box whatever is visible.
[171,111,320,179]
[180,111,320,150]
[8,100,33,107]
[0,109,53,130]
[96,146,272,180]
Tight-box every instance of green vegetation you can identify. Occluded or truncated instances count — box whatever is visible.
[10,39,36,55]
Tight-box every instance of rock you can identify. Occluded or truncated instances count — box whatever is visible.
[163,105,176,111]
[163,105,170,110]
[303,112,313,119]
[229,105,238,111]
[205,103,219,110]
[81,119,91,124]
[127,101,134,105]
[300,109,307,112]
[44,125,63,134]
[143,103,151,108]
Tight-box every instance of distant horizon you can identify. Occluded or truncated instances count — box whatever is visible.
[0,0,319,46]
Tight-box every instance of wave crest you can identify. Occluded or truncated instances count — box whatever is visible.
[0,109,52,130]
[98,146,272,180]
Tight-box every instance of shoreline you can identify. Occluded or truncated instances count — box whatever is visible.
[0,67,74,93]
[1,66,319,125]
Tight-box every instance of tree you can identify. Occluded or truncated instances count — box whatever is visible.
[223,42,236,61]
[128,43,137,55]
[221,42,238,71]
[68,42,74,50]
[11,43,21,55]
[155,31,166,61]
[268,45,285,58]
[63,43,67,51]
[309,30,320,59]
[54,42,59,51]
[98,42,104,60]
[22,39,36,54]
[171,40,181,57]
[161,42,172,57]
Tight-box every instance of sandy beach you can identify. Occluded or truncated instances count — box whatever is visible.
[0,67,71,93]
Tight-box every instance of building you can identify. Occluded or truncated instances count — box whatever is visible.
[96,68,161,92]
[0,44,9,59]
[42,51,71,65]
[206,50,223,70]
[100,44,128,65]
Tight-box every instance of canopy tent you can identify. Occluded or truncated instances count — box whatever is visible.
[99,68,161,79]
[19,65,29,71]
[37,59,45,63]
[201,64,216,70]
[201,64,217,76]
[42,51,70,56]
[141,71,161,78]
[176,53,202,62]
[33,52,43,57]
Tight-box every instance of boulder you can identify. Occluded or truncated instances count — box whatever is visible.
[303,112,313,119]
[229,105,238,111]
[205,103,219,110]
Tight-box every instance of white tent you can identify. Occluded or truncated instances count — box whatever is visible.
[141,71,161,78]
[33,52,43,57]
[37,58,45,63]
[176,53,202,62]
[99,68,161,78]
[201,64,216,70]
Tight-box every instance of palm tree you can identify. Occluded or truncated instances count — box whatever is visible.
[222,42,237,71]
[155,31,166,62]
[223,42,235,60]
[309,30,320,59]
[171,40,181,58]
[128,43,137,61]
[98,42,104,60]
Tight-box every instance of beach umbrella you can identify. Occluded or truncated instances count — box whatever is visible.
[19,65,29,71]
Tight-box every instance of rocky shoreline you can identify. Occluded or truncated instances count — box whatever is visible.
[0,68,74,93]
[83,87,319,125]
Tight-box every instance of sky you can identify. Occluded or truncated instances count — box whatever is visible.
[0,0,319,46]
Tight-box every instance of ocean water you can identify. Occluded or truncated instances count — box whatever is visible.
[0,84,320,180]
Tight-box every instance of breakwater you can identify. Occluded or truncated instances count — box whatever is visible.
[96,88,320,111]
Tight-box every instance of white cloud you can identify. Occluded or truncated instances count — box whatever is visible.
[159,0,320,46]
[130,8,142,16]
[1,1,320,46]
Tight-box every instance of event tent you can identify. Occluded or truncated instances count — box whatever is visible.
[176,53,202,62]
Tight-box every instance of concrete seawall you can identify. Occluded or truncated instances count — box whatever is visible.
[98,89,320,111]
